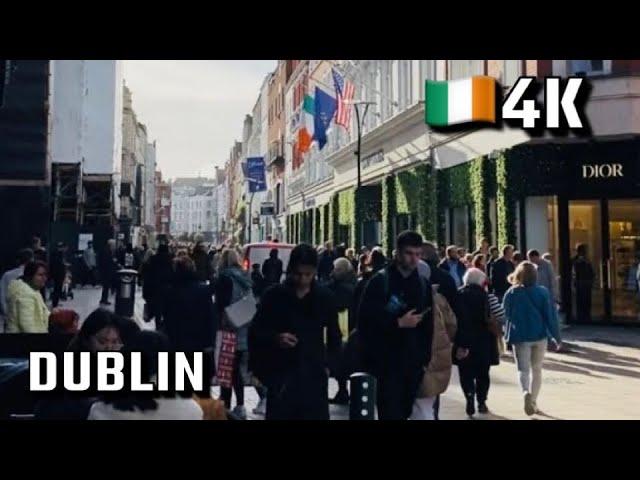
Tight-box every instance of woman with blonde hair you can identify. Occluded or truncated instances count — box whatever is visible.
[214,247,254,419]
[503,261,561,416]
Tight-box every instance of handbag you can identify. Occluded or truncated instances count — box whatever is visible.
[224,290,257,329]
[216,331,237,389]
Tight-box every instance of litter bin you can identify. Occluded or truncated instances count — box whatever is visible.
[115,269,138,318]
[349,372,377,420]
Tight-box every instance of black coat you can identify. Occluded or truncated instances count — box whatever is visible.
[572,256,594,290]
[489,257,514,300]
[317,251,335,282]
[261,257,283,285]
[454,284,499,367]
[142,252,174,303]
[248,281,341,419]
[98,249,120,287]
[357,265,434,409]
[163,276,217,352]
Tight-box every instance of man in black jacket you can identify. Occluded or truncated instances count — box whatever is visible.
[489,244,515,301]
[249,244,342,420]
[358,231,434,420]
[261,248,283,286]
[98,239,120,306]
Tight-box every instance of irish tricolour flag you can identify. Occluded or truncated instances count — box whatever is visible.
[425,76,496,127]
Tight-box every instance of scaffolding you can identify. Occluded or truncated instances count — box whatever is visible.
[52,163,82,222]
[82,174,114,227]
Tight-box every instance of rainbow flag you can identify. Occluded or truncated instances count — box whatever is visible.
[425,76,496,126]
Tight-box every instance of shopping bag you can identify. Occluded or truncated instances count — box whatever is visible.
[216,331,237,389]
[224,291,257,329]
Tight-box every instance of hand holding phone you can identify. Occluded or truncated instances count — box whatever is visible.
[397,309,423,328]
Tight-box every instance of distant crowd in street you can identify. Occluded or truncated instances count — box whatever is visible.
[0,230,575,420]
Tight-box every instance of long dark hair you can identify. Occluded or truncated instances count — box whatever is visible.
[286,243,318,275]
[97,331,173,412]
[67,309,140,352]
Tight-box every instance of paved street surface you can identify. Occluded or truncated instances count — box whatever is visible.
[60,287,640,420]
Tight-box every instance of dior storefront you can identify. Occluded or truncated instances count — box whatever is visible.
[511,137,640,325]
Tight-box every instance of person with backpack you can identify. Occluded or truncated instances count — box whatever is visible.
[248,244,342,420]
[358,231,434,420]
[214,248,254,420]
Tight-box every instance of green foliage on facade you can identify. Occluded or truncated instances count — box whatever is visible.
[393,164,437,241]
[496,151,517,247]
[382,175,396,257]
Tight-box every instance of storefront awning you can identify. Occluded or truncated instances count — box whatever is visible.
[430,125,531,168]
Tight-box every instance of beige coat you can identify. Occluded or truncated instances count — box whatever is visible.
[417,287,457,398]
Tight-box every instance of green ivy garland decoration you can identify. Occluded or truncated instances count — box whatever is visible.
[382,175,396,257]
[496,151,516,247]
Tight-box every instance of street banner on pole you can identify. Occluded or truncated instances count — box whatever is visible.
[246,157,267,193]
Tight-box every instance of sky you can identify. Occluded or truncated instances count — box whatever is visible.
[122,60,276,180]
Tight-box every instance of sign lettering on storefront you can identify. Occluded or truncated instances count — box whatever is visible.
[582,163,624,179]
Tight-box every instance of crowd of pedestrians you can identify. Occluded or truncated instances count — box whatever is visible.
[0,230,570,420]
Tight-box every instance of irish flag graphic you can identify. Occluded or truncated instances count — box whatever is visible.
[425,76,496,126]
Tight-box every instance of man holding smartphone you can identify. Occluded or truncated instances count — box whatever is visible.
[358,231,434,420]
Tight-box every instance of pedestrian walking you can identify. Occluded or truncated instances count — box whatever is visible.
[49,242,67,308]
[527,249,559,304]
[325,257,357,405]
[163,256,217,354]
[249,244,342,420]
[454,268,501,417]
[489,244,515,301]
[261,248,283,286]
[472,253,486,272]
[572,243,595,323]
[0,248,34,333]
[358,231,434,420]
[251,263,267,299]
[410,284,457,420]
[191,241,214,283]
[36,309,140,420]
[486,246,499,273]
[215,249,254,420]
[439,245,466,289]
[6,261,50,333]
[88,331,204,420]
[503,261,561,416]
[346,248,359,273]
[317,241,335,284]
[82,241,98,287]
[98,240,120,306]
[142,243,174,328]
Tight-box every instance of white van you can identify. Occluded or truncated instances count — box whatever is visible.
[242,242,295,281]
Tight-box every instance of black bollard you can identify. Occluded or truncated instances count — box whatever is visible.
[115,269,138,318]
[349,372,377,420]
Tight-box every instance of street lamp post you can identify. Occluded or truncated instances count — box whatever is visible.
[351,101,375,248]
[352,101,375,189]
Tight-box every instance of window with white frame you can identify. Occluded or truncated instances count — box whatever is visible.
[502,60,521,87]
[568,60,610,76]
[398,60,411,110]
[411,60,421,103]
[391,60,400,114]
[448,60,484,80]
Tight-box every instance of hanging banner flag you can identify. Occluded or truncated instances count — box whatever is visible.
[298,94,315,153]
[314,87,337,150]
[246,157,267,192]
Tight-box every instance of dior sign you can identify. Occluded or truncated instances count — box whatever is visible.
[582,163,623,179]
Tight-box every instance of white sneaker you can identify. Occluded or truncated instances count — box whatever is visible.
[252,398,266,416]
[232,405,247,420]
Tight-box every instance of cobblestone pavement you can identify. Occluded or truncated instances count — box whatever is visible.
[62,288,640,420]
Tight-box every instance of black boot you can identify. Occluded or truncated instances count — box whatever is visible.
[465,396,476,417]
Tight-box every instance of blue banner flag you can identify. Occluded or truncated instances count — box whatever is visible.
[246,157,267,193]
[314,87,337,150]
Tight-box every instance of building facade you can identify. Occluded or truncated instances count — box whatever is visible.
[154,170,171,237]
[170,177,216,240]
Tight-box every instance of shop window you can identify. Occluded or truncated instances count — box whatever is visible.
[448,60,484,80]
[502,60,521,87]
[452,206,470,249]
[568,60,610,76]
[394,213,415,240]
[362,220,382,248]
